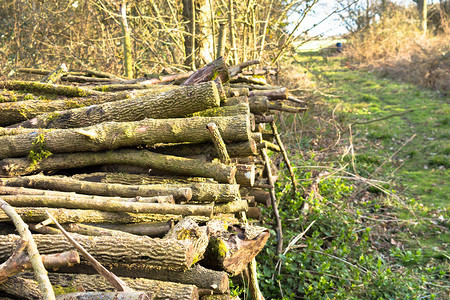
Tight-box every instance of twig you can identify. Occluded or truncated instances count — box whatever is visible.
[260,148,283,255]
[310,250,369,275]
[0,198,55,300]
[45,211,131,292]
[270,121,299,193]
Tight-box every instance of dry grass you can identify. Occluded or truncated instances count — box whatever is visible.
[344,7,450,93]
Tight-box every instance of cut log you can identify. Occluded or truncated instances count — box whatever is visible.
[222,96,248,107]
[13,81,221,129]
[1,194,213,217]
[190,103,249,118]
[63,223,153,238]
[214,200,248,215]
[0,207,210,224]
[254,115,275,124]
[0,115,251,159]
[207,123,231,165]
[201,220,269,276]
[1,149,237,183]
[181,57,229,86]
[234,164,255,187]
[223,86,249,97]
[0,175,192,202]
[247,207,261,220]
[0,239,79,283]
[0,92,137,126]
[55,291,152,300]
[13,273,200,300]
[0,233,199,271]
[228,60,260,77]
[165,217,209,264]
[257,141,281,152]
[91,83,177,92]
[70,173,241,203]
[248,88,287,100]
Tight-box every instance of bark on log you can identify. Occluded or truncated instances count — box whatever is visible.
[234,164,255,187]
[229,84,283,91]
[222,96,248,107]
[62,223,154,238]
[228,60,260,77]
[0,207,209,224]
[248,88,287,100]
[213,200,248,215]
[13,81,221,129]
[201,221,269,276]
[0,175,192,202]
[181,57,229,86]
[1,149,237,184]
[96,221,173,237]
[153,139,257,158]
[0,234,199,271]
[165,217,209,264]
[190,103,249,118]
[0,276,42,300]
[0,115,251,159]
[206,123,231,165]
[1,194,213,217]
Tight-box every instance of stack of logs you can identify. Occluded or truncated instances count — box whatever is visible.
[0,58,306,299]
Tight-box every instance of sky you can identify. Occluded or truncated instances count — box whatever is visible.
[294,0,424,37]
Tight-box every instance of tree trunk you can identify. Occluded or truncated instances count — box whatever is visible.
[120,1,133,79]
[0,175,192,201]
[13,81,220,129]
[216,23,227,59]
[183,0,196,69]
[0,115,251,159]
[0,234,199,271]
[1,149,237,184]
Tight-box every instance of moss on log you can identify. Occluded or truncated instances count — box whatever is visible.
[0,81,100,97]
[0,115,251,159]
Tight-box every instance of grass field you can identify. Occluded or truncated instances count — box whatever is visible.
[255,51,449,299]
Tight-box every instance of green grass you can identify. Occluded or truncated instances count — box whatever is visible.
[252,52,449,299]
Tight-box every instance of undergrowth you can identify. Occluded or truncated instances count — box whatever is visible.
[249,49,449,299]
